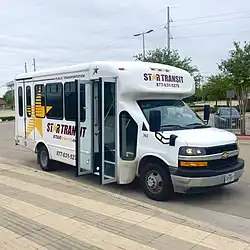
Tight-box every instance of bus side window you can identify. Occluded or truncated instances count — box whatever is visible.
[26,86,31,117]
[18,86,23,117]
[46,83,63,120]
[64,82,85,122]
[64,82,76,121]
[119,111,138,160]
[35,84,46,118]
[80,84,86,122]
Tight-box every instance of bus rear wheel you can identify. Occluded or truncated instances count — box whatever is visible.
[140,162,174,201]
[37,146,53,171]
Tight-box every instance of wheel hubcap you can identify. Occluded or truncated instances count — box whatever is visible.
[146,170,163,194]
[40,151,48,167]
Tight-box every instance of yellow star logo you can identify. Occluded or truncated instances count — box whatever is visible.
[26,88,52,137]
[152,74,157,80]
[52,124,57,132]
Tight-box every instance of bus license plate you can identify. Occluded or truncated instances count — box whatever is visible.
[224,173,235,183]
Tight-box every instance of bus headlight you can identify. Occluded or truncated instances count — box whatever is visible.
[236,138,240,153]
[179,146,206,156]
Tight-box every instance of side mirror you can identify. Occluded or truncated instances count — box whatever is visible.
[203,104,210,122]
[149,110,161,132]
[169,134,178,146]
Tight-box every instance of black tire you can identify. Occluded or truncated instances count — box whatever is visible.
[37,145,54,171]
[140,162,174,201]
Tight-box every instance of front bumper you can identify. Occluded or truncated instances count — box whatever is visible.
[169,158,244,194]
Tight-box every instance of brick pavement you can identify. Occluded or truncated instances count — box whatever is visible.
[0,160,249,250]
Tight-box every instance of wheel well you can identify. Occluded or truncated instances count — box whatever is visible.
[35,142,47,154]
[138,156,169,176]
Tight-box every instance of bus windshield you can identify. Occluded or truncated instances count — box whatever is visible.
[137,99,207,131]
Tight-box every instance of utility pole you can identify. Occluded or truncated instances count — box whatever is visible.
[134,29,154,61]
[142,33,145,60]
[167,6,170,52]
[32,58,36,71]
[165,6,172,53]
[24,62,27,73]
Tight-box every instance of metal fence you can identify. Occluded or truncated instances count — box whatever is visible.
[196,111,250,135]
[209,114,250,135]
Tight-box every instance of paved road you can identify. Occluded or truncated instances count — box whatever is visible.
[1,160,249,249]
[1,121,250,239]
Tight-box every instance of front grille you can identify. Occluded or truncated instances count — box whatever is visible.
[208,155,238,170]
[205,143,237,155]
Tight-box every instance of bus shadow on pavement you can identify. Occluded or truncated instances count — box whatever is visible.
[174,184,241,203]
[46,162,242,205]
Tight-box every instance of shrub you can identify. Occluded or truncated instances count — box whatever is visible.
[0,116,15,122]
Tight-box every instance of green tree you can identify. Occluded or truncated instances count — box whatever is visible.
[218,41,250,135]
[195,86,205,102]
[3,89,14,109]
[134,48,199,75]
[203,74,231,106]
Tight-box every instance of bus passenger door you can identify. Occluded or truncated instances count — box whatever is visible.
[95,77,117,184]
[75,79,93,176]
[25,83,35,142]
[16,80,34,146]
[15,82,25,144]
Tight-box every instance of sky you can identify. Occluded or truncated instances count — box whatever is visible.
[0,0,250,97]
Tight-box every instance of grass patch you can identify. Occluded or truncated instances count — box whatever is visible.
[0,116,15,122]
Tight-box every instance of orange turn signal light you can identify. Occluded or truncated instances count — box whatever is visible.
[179,161,208,167]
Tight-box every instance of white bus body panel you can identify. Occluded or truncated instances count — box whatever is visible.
[14,61,240,188]
[15,70,91,167]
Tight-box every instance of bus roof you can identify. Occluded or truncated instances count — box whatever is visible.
[15,61,195,99]
[15,61,190,80]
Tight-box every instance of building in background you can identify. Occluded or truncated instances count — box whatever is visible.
[0,98,6,109]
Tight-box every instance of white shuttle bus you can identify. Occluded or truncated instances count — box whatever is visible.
[14,61,244,201]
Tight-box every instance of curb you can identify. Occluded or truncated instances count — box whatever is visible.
[0,156,249,244]
[237,136,250,140]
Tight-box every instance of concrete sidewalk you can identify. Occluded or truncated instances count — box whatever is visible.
[0,160,249,250]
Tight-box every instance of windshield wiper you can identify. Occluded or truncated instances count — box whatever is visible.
[161,124,185,129]
[186,123,209,128]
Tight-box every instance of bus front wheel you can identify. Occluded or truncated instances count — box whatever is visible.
[37,145,53,171]
[140,162,174,201]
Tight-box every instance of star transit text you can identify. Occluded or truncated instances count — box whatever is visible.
[47,123,87,138]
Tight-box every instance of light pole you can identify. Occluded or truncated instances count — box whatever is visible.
[134,29,154,61]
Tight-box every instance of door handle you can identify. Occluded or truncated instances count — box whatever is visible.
[94,96,98,126]
[95,130,100,136]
